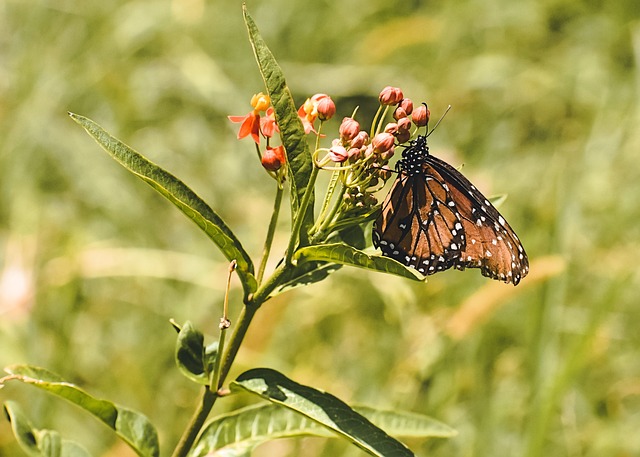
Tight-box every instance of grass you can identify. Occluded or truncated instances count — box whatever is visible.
[1,0,639,455]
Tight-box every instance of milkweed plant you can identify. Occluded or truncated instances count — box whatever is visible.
[0,6,457,457]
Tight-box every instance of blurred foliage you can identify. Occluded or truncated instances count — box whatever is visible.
[1,0,640,456]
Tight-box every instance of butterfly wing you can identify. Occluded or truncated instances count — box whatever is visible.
[373,163,466,276]
[425,154,529,285]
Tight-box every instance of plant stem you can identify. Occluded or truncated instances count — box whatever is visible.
[171,300,261,457]
[310,169,341,236]
[170,387,217,457]
[257,182,283,285]
[284,165,319,265]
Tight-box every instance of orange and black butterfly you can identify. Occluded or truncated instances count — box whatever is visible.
[373,133,529,285]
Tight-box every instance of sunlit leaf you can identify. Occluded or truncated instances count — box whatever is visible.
[231,368,414,457]
[4,401,92,457]
[293,243,424,281]
[190,402,455,456]
[2,365,159,457]
[69,112,257,299]
[243,6,314,242]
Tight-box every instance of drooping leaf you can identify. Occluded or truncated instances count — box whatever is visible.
[293,243,425,281]
[190,402,455,456]
[4,401,92,457]
[2,365,159,457]
[69,112,257,299]
[231,368,414,457]
[175,321,219,385]
[243,6,314,243]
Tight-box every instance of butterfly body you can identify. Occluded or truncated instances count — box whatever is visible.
[373,134,529,285]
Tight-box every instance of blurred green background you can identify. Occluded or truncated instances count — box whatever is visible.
[1,0,639,455]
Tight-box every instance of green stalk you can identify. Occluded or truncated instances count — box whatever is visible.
[284,124,323,265]
[257,182,284,284]
[312,183,347,242]
[310,169,341,236]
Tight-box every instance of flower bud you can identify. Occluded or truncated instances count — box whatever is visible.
[329,144,349,163]
[261,145,286,171]
[393,106,408,120]
[347,147,361,160]
[372,132,395,153]
[316,96,336,121]
[339,117,360,141]
[411,104,430,127]
[395,129,410,144]
[399,98,413,115]
[350,131,369,149]
[251,92,271,112]
[384,122,398,135]
[378,86,404,105]
[397,117,412,132]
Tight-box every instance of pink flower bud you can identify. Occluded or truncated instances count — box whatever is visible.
[399,98,413,115]
[397,117,412,132]
[395,129,410,144]
[316,96,336,121]
[350,131,369,149]
[329,144,349,163]
[347,147,361,160]
[378,86,404,105]
[411,104,430,127]
[393,106,408,120]
[261,145,286,171]
[339,117,360,141]
[384,122,398,135]
[372,132,395,153]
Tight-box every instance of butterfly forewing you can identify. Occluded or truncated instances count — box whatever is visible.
[373,134,529,285]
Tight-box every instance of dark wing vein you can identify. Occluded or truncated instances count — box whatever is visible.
[425,154,529,284]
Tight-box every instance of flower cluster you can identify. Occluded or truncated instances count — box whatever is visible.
[228,92,337,176]
[312,87,430,224]
[228,92,286,174]
[228,86,430,242]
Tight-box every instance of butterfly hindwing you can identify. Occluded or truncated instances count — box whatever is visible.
[373,134,529,285]
[425,154,529,284]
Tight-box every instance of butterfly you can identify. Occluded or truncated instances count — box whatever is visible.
[373,133,529,285]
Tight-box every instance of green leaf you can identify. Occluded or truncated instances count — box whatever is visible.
[3,365,159,457]
[243,6,314,242]
[231,368,414,457]
[273,261,342,297]
[293,243,425,281]
[69,113,257,300]
[175,321,219,385]
[190,402,455,456]
[4,401,92,457]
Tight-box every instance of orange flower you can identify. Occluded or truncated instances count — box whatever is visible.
[228,92,273,144]
[261,107,279,138]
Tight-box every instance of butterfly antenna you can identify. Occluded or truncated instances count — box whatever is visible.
[426,104,452,137]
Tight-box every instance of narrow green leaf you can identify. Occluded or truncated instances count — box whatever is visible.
[243,6,315,241]
[190,403,455,456]
[4,401,91,457]
[3,365,159,457]
[69,112,257,299]
[231,368,414,457]
[293,243,425,281]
